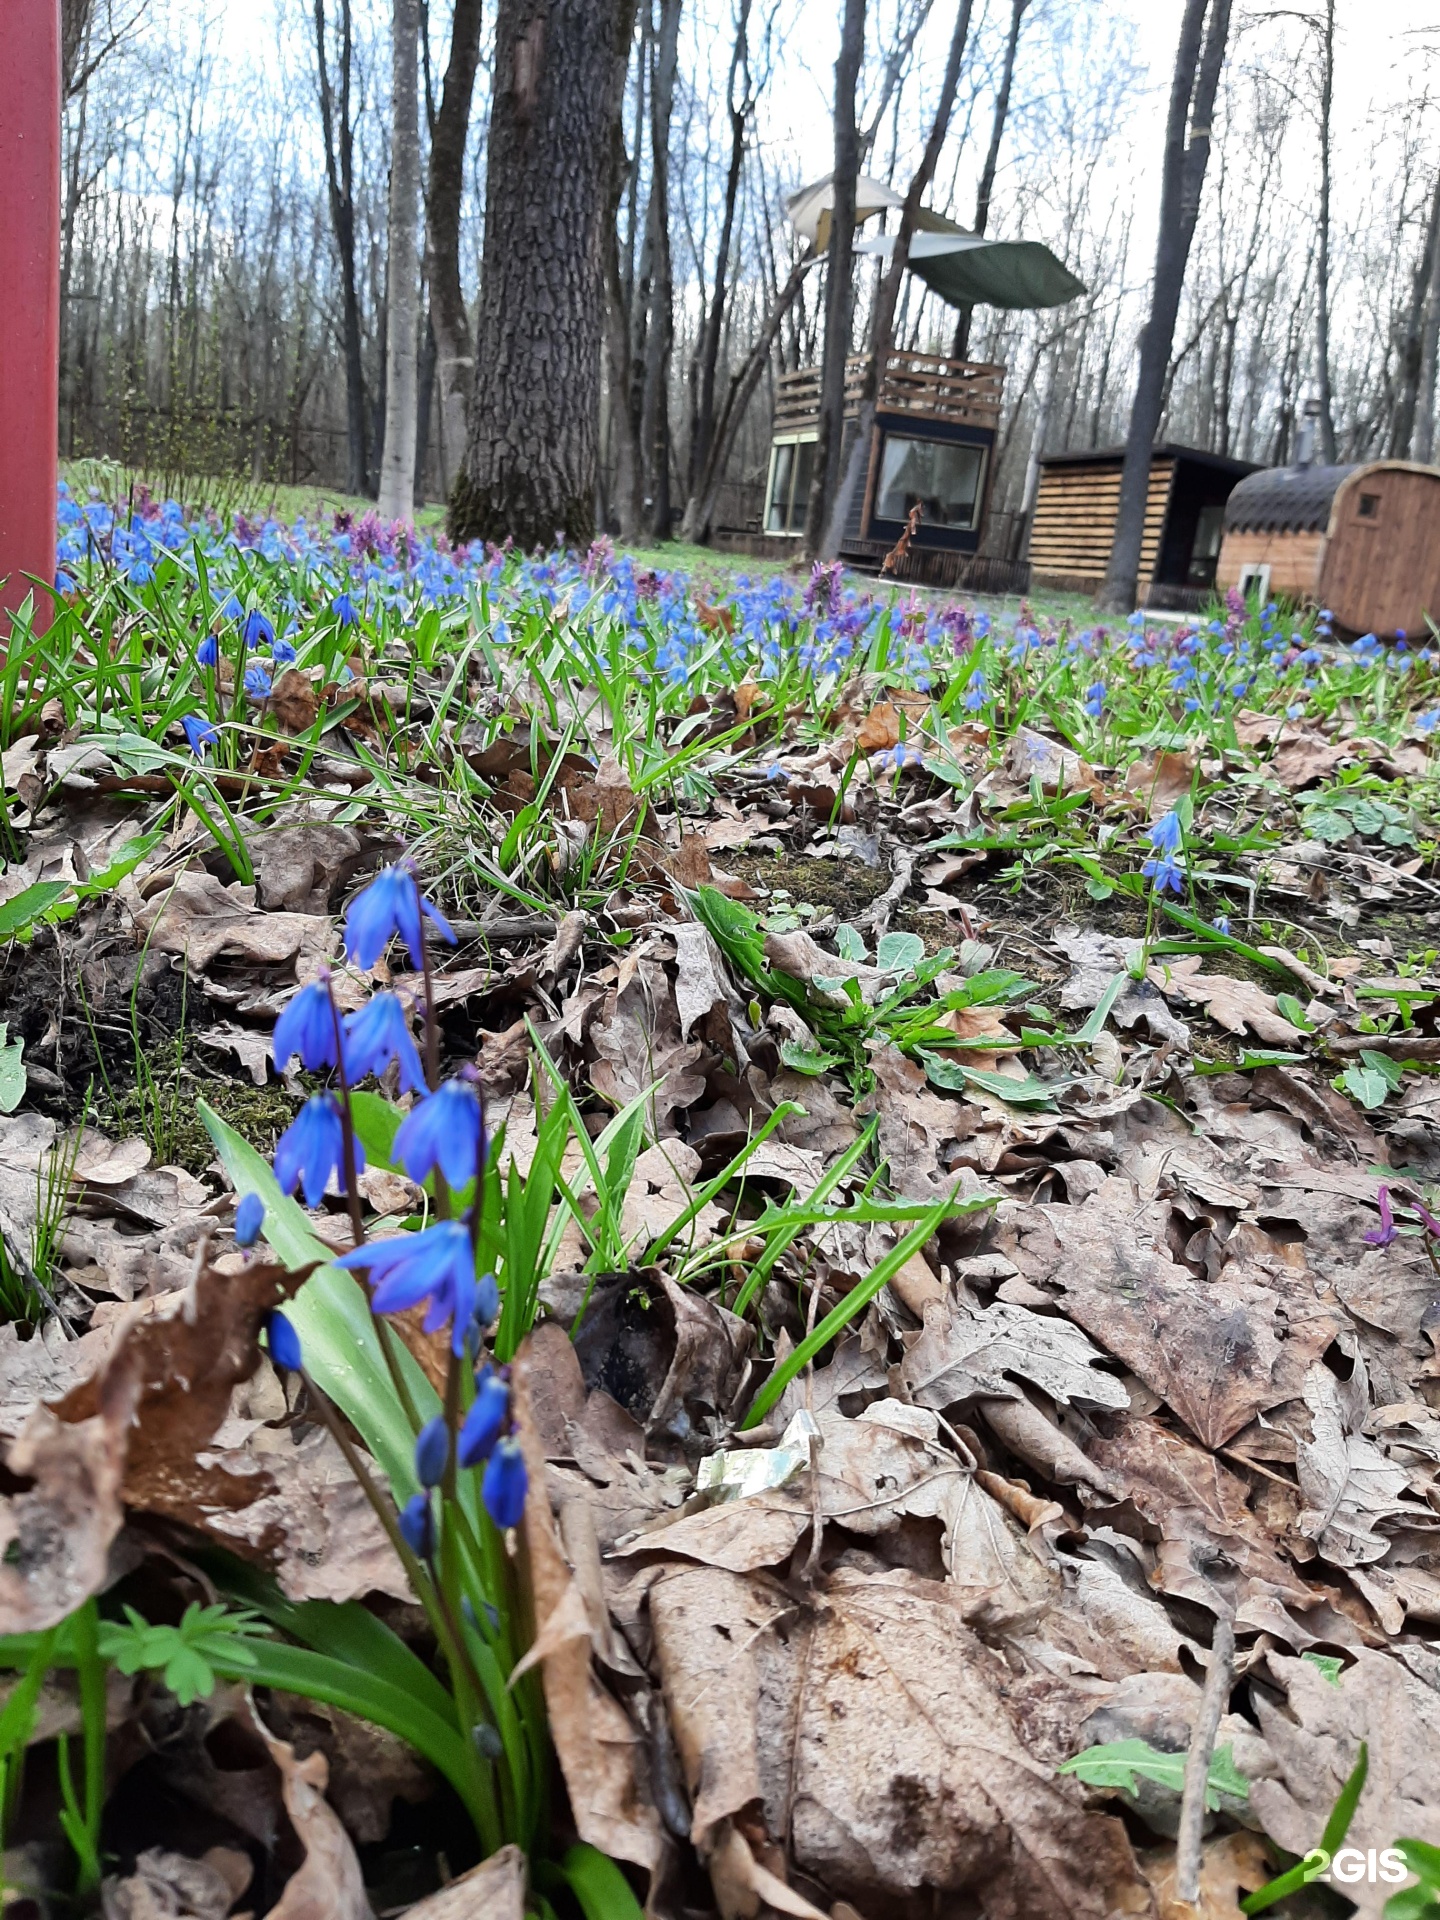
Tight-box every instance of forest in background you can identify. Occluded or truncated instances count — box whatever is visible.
[56,0,1440,551]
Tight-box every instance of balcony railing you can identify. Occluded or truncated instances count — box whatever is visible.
[773,350,1005,436]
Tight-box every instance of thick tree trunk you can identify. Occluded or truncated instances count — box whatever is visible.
[1390,169,1440,457]
[802,0,866,556]
[314,0,369,496]
[821,0,973,560]
[378,0,421,522]
[1415,201,1440,464]
[951,0,1027,361]
[1314,0,1337,463]
[640,0,683,538]
[424,0,484,497]
[1096,0,1231,615]
[452,0,636,549]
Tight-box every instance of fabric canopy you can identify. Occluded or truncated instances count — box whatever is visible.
[784,173,904,253]
[854,228,1085,312]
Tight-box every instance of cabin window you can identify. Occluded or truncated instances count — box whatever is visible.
[1358,492,1380,519]
[875,434,987,531]
[1186,503,1226,585]
[765,435,816,535]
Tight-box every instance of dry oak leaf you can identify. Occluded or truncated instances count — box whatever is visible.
[855,700,902,752]
[131,871,331,972]
[1038,1179,1339,1448]
[268,667,320,736]
[252,1709,369,1920]
[1248,1650,1440,1919]
[648,1562,1155,1919]
[0,1400,130,1633]
[589,967,706,1136]
[1269,729,1352,790]
[1139,1828,1272,1919]
[392,1849,526,1920]
[1123,748,1199,820]
[1146,954,1304,1046]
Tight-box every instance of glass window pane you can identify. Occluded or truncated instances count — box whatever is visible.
[876,436,984,530]
[790,440,816,531]
[766,443,795,533]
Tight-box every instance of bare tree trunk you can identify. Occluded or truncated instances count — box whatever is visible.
[604,15,648,540]
[821,0,973,560]
[1393,168,1440,457]
[952,0,1028,360]
[1097,0,1230,615]
[61,0,93,95]
[314,0,368,496]
[424,0,484,500]
[640,0,683,538]
[1314,0,1336,462]
[451,0,638,549]
[802,0,866,556]
[680,254,816,542]
[685,0,753,508]
[379,0,421,521]
[1416,199,1440,464]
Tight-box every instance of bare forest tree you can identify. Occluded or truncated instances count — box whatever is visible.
[314,0,369,495]
[378,0,421,520]
[951,0,1028,361]
[1098,0,1232,615]
[451,0,637,548]
[423,0,486,497]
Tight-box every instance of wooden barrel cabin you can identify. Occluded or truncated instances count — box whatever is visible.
[1029,444,1259,609]
[760,350,1026,591]
[1215,460,1440,637]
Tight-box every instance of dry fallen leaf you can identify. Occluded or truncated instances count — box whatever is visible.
[253,1708,370,1920]
[1147,956,1304,1047]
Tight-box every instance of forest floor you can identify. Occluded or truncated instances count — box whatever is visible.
[2,489,1440,1919]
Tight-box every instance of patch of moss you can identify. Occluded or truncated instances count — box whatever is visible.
[103,1076,299,1179]
[726,851,891,915]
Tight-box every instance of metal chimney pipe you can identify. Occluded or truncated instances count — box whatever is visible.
[1295,396,1321,469]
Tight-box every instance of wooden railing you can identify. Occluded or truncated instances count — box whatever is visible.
[774,351,1005,435]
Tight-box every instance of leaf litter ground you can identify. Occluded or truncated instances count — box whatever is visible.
[2,509,1440,1916]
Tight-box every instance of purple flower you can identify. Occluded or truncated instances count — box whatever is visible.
[343,992,427,1094]
[343,865,457,971]
[267,1310,303,1371]
[393,1080,485,1187]
[243,608,275,651]
[398,1490,435,1558]
[234,1193,266,1248]
[482,1437,528,1528]
[414,1414,450,1489]
[336,1219,478,1354]
[274,1093,359,1207]
[182,713,218,757]
[458,1369,510,1468]
[272,977,341,1074]
[1365,1183,1400,1247]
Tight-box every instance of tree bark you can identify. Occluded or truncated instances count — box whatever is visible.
[1314,0,1336,462]
[640,0,683,539]
[378,0,421,522]
[451,0,638,549]
[314,0,369,497]
[802,0,866,556]
[1391,167,1440,458]
[821,0,973,560]
[1096,0,1231,615]
[1415,185,1440,464]
[952,0,1028,361]
[424,0,485,498]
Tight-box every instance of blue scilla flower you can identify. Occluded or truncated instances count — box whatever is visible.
[271,636,297,665]
[393,1080,485,1187]
[1213,915,1231,936]
[1143,853,1185,895]
[398,1490,435,1558]
[344,865,457,971]
[1417,709,1439,734]
[1083,682,1105,717]
[482,1437,528,1528]
[337,1219,478,1353]
[1148,811,1182,855]
[267,1310,303,1371]
[234,1192,266,1248]
[963,672,988,712]
[243,608,275,651]
[272,976,340,1073]
[274,1093,358,1206]
[459,1369,510,1468]
[332,592,358,627]
[182,714,218,757]
[197,634,220,667]
[414,1414,450,1489]
[244,664,272,700]
[343,991,427,1093]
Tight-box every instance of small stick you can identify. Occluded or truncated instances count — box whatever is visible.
[1175,1611,1236,1905]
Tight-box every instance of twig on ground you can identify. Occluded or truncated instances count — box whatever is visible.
[850,850,915,941]
[1175,1610,1236,1905]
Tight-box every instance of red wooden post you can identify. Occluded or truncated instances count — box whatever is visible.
[0,1,61,635]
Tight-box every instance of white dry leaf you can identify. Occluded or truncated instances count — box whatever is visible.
[672,920,730,1041]
[1296,1364,1420,1567]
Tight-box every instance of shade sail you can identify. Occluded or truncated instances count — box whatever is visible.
[854,228,1085,311]
[784,174,904,252]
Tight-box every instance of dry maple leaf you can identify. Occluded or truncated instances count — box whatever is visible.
[1146,955,1304,1046]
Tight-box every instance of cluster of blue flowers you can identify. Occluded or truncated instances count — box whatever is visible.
[260,861,526,1537]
